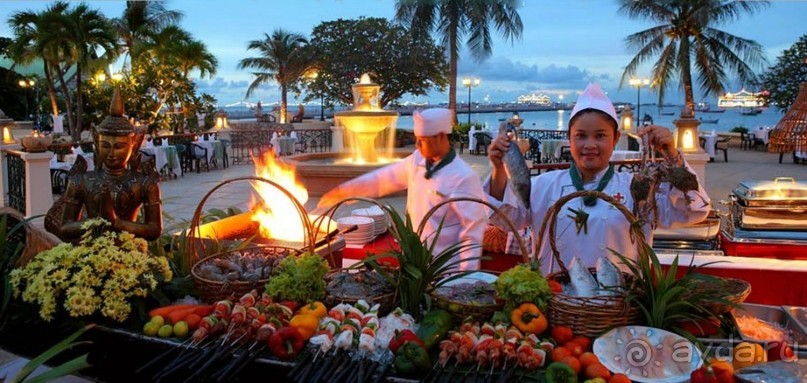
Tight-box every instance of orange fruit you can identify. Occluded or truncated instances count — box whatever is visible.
[570,336,592,351]
[579,352,600,368]
[551,326,574,345]
[566,342,584,358]
[609,373,631,383]
[708,358,734,375]
[560,356,582,374]
[551,346,572,362]
[585,363,613,380]
[733,342,766,369]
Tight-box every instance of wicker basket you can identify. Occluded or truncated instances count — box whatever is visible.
[690,277,752,315]
[191,245,302,303]
[419,197,530,323]
[537,190,642,338]
[186,177,317,303]
[323,269,396,316]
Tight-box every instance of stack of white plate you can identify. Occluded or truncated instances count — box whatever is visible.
[336,216,375,246]
[353,206,389,236]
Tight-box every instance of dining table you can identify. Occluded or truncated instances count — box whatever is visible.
[542,139,570,161]
[609,150,642,161]
[51,153,95,172]
[700,133,717,159]
[192,139,225,165]
[141,144,181,177]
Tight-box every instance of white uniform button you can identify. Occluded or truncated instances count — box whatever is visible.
[599,244,606,250]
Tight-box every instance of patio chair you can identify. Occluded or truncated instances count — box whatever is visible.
[451,132,468,154]
[220,139,230,168]
[559,146,572,162]
[528,137,541,163]
[739,132,754,150]
[51,169,69,194]
[174,144,187,177]
[189,143,210,173]
[473,132,492,155]
[715,136,730,162]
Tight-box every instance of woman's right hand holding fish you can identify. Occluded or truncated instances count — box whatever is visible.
[488,135,512,200]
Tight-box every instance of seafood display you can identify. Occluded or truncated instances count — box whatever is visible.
[326,270,393,299]
[432,281,497,306]
[499,122,531,208]
[562,256,625,297]
[195,249,285,282]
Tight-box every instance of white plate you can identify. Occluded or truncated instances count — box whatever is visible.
[441,272,498,286]
[593,326,702,383]
[336,216,375,226]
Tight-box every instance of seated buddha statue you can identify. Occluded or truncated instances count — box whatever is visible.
[45,88,162,241]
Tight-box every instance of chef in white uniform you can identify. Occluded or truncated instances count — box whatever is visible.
[485,84,711,275]
[318,108,488,270]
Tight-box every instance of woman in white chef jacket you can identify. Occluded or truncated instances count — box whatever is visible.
[318,108,488,271]
[485,84,710,274]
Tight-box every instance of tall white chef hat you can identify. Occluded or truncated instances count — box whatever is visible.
[413,108,452,137]
[570,83,619,128]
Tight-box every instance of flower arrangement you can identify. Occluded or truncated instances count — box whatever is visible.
[9,219,173,322]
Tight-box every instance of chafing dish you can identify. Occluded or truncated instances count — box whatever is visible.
[734,303,807,354]
[730,177,807,230]
[654,210,721,250]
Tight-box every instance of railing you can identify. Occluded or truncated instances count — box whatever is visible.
[294,129,332,153]
[529,158,658,176]
[517,129,569,164]
[6,151,25,213]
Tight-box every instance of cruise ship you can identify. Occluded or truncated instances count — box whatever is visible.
[517,93,551,105]
[717,89,767,108]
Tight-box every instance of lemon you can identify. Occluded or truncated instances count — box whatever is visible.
[158,324,174,338]
[173,321,189,338]
[150,315,165,327]
[733,342,766,369]
[143,321,159,337]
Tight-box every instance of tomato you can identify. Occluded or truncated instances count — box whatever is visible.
[551,326,574,345]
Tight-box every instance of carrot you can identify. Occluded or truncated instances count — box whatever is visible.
[167,306,201,325]
[148,304,199,318]
[184,314,202,330]
[192,305,214,317]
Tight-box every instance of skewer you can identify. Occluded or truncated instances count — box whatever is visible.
[225,344,267,380]
[184,332,247,382]
[308,350,339,383]
[362,361,378,383]
[153,343,211,381]
[287,350,312,380]
[370,362,390,383]
[136,337,194,374]
[212,341,260,382]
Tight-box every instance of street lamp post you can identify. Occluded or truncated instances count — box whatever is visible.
[462,77,480,126]
[629,77,650,127]
[18,78,35,122]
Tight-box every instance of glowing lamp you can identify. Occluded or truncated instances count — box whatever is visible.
[621,105,633,132]
[3,126,15,144]
[214,109,229,130]
[676,124,699,152]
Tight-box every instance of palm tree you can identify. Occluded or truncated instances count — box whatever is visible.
[113,1,183,68]
[395,0,523,124]
[65,3,118,138]
[174,40,218,80]
[618,0,768,113]
[238,29,309,123]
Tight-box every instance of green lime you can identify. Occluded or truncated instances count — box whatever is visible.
[150,315,165,327]
[173,321,189,338]
[158,324,173,338]
[143,321,159,337]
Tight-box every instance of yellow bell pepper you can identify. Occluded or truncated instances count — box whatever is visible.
[298,301,327,319]
[289,314,319,340]
[510,303,548,335]
[733,342,766,369]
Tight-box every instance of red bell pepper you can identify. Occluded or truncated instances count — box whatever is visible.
[389,329,426,354]
[690,365,734,383]
[268,326,305,360]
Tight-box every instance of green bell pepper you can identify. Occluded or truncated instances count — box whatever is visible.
[393,341,431,375]
[415,309,453,349]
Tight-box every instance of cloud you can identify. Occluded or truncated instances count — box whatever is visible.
[458,54,611,90]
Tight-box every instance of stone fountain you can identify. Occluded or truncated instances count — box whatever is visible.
[285,74,407,196]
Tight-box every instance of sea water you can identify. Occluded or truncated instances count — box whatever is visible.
[396,108,785,133]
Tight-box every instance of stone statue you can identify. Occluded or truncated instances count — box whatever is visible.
[45,88,162,242]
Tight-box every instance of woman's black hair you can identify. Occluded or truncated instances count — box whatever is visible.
[568,108,618,133]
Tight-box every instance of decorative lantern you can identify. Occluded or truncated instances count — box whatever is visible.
[673,106,701,153]
[21,130,53,152]
[214,109,229,130]
[0,108,14,144]
[621,105,633,132]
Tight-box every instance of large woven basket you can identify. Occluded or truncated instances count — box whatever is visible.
[324,269,396,316]
[689,277,751,315]
[537,190,642,338]
[420,197,530,323]
[186,176,317,303]
[191,245,302,303]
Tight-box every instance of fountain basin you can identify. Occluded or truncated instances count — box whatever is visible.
[284,150,411,196]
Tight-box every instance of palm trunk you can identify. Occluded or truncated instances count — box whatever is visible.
[280,85,288,124]
[43,63,59,116]
[74,65,84,140]
[448,14,460,126]
[681,37,695,116]
[53,62,77,139]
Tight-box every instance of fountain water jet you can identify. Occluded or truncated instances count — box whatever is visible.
[284,74,407,196]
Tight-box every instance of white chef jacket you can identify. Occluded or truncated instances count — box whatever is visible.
[485,162,710,275]
[337,150,488,270]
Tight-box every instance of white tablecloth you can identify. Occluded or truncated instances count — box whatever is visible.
[700,134,716,158]
[468,129,494,152]
[51,153,95,171]
[754,126,773,144]
[610,150,641,161]
[541,139,569,161]
[141,146,180,173]
[192,140,223,162]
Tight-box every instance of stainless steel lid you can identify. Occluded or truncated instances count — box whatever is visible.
[733,177,807,206]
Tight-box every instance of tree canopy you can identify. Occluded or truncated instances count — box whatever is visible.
[304,17,448,108]
[618,0,768,112]
[760,34,807,113]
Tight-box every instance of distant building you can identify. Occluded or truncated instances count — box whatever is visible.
[717,89,767,108]
[517,93,551,105]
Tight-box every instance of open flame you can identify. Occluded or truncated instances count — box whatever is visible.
[250,151,309,242]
